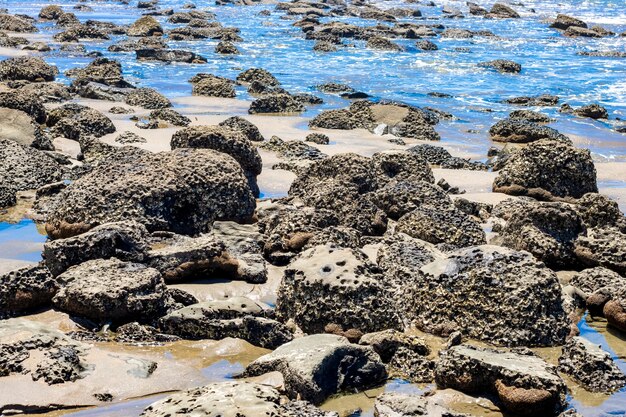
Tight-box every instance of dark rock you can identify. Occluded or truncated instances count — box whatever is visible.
[191,76,236,98]
[243,334,387,405]
[509,110,552,123]
[0,138,61,195]
[551,14,587,30]
[215,40,239,54]
[0,56,58,82]
[0,264,57,315]
[47,104,115,140]
[219,116,264,142]
[0,14,37,32]
[489,3,520,18]
[366,35,403,51]
[416,39,438,50]
[249,94,305,114]
[490,119,570,143]
[127,16,163,37]
[236,68,280,86]
[505,94,559,106]
[305,133,329,145]
[478,59,522,73]
[493,140,597,201]
[125,87,171,109]
[136,48,207,63]
[573,104,608,119]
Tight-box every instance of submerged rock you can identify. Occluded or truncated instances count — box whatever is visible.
[478,59,521,73]
[436,345,566,416]
[493,140,597,201]
[243,334,387,404]
[276,244,402,334]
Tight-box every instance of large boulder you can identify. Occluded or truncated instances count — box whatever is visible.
[574,226,626,273]
[551,14,587,30]
[276,244,402,334]
[66,58,134,89]
[0,14,37,32]
[436,345,566,416]
[191,75,236,98]
[219,116,264,142]
[558,336,626,393]
[0,264,57,316]
[127,16,163,37]
[498,202,585,268]
[43,221,148,276]
[159,297,292,348]
[0,56,58,82]
[0,107,53,150]
[46,104,116,140]
[125,87,171,109]
[400,245,570,346]
[489,119,570,143]
[248,94,305,114]
[171,125,262,196]
[493,140,597,201]
[243,334,387,404]
[52,258,167,323]
[0,138,62,196]
[45,147,256,238]
[395,206,486,249]
[0,91,47,124]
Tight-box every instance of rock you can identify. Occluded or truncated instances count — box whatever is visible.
[115,131,147,144]
[128,16,163,37]
[498,202,584,268]
[237,68,280,86]
[45,147,256,238]
[0,138,61,195]
[249,94,305,114]
[192,76,236,98]
[416,39,438,50]
[305,133,329,145]
[149,108,191,127]
[67,58,133,89]
[489,3,520,18]
[215,40,239,54]
[260,135,326,169]
[0,56,58,82]
[574,226,626,273]
[46,104,116,140]
[276,244,402,334]
[359,329,429,363]
[108,37,168,52]
[366,35,403,51]
[478,59,521,73]
[396,206,486,249]
[506,94,560,106]
[0,14,37,32]
[572,104,608,119]
[558,336,626,393]
[564,26,604,38]
[489,119,569,143]
[219,116,264,142]
[436,345,566,416]
[0,107,53,150]
[604,299,626,332]
[125,87,171,109]
[0,264,57,316]
[373,392,471,417]
[53,24,110,42]
[401,246,570,346]
[407,144,486,170]
[72,82,132,102]
[0,91,47,124]
[136,48,207,63]
[43,221,148,276]
[159,297,292,348]
[509,110,552,123]
[0,184,15,209]
[39,5,64,20]
[551,14,587,30]
[171,125,262,197]
[243,334,387,404]
[493,140,597,201]
[53,258,167,323]
[16,82,72,104]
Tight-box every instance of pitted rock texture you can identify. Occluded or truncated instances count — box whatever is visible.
[374,392,471,417]
[243,334,387,405]
[171,125,262,196]
[0,138,62,195]
[498,202,585,268]
[276,244,402,334]
[489,119,570,143]
[159,296,292,349]
[0,107,53,150]
[46,147,256,238]
[493,140,597,201]
[43,221,149,276]
[436,345,566,416]
[0,56,58,82]
[53,258,167,323]
[219,116,265,142]
[558,336,626,393]
[46,104,116,140]
[0,264,57,316]
[401,245,570,346]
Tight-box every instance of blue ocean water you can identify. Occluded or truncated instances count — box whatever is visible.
[0,219,46,262]
[2,0,625,160]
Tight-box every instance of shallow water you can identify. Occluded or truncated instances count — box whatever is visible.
[0,219,46,263]
[2,0,626,160]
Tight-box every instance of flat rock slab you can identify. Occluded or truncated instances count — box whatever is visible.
[243,334,387,405]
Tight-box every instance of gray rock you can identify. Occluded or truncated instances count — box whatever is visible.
[115,131,147,144]
[46,104,116,140]
[149,109,191,127]
[400,246,570,346]
[249,94,305,114]
[0,90,47,124]
[219,116,264,142]
[127,16,163,37]
[192,76,236,98]
[574,226,626,273]
[136,48,207,63]
[243,334,387,404]
[437,345,565,416]
[0,107,53,150]
[0,14,38,32]
[374,392,470,417]
[159,296,292,348]
[43,221,149,276]
[551,14,587,30]
[0,56,58,82]
[558,336,626,393]
[53,258,167,323]
[489,119,569,143]
[125,87,171,109]
[478,59,521,73]
[276,244,402,334]
[0,264,57,316]
[0,138,61,196]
